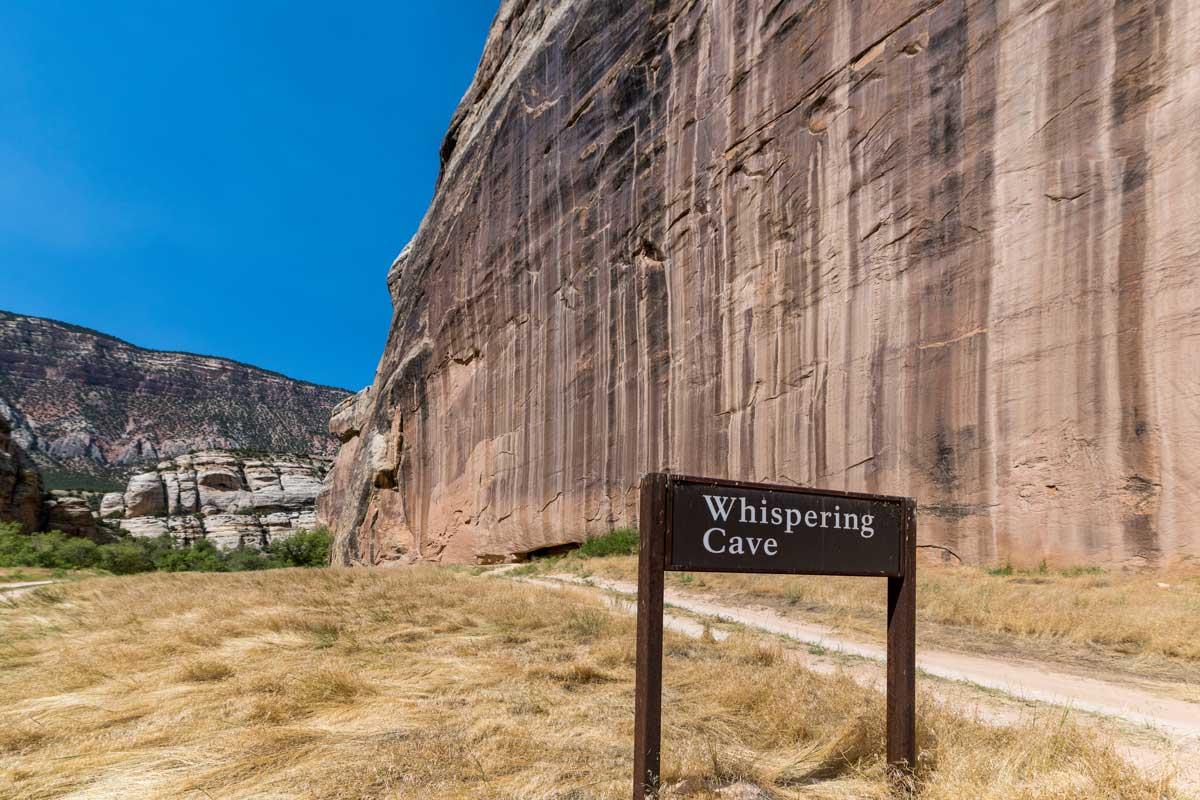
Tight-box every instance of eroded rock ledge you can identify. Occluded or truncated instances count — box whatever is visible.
[320,0,1200,567]
[0,414,43,533]
[104,451,329,549]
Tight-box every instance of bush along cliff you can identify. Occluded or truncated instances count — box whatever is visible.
[0,522,331,574]
[321,0,1199,568]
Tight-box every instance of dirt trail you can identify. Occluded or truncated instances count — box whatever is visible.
[0,580,54,601]
[559,574,1200,738]
[512,572,1200,791]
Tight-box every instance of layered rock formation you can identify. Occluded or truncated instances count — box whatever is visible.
[0,311,350,484]
[103,451,329,549]
[0,414,44,533]
[43,493,100,540]
[321,0,1200,566]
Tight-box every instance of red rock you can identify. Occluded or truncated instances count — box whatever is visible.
[321,0,1200,567]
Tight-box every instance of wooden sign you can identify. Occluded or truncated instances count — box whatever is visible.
[668,478,903,576]
[633,473,917,798]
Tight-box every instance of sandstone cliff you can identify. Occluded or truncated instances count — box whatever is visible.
[0,414,44,533]
[0,311,350,486]
[102,451,329,549]
[43,492,100,540]
[321,0,1200,566]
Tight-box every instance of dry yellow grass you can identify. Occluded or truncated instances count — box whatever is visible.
[541,556,1200,679]
[1,567,99,584]
[0,568,1184,799]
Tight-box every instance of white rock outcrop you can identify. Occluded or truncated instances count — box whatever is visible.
[102,450,330,549]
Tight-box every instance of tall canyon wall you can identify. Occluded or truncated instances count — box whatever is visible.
[320,0,1200,566]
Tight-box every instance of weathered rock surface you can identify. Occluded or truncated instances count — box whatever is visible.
[43,493,100,540]
[0,414,44,533]
[107,451,329,549]
[0,311,350,485]
[321,0,1200,567]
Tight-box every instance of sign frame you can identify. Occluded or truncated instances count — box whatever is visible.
[632,472,917,798]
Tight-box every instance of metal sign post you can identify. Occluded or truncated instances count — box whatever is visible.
[632,472,917,798]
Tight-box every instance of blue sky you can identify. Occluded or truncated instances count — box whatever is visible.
[0,1,498,391]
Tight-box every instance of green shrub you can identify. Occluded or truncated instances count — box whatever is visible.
[0,525,333,574]
[222,546,275,572]
[1060,565,1105,577]
[55,536,102,569]
[575,528,638,558]
[266,528,332,567]
[0,528,98,570]
[97,540,156,575]
[153,538,230,572]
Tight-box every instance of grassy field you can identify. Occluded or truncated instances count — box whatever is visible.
[532,554,1200,684]
[0,568,1183,799]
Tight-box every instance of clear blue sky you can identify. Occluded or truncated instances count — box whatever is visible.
[0,1,498,391]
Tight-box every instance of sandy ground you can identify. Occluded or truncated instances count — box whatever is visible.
[512,571,1200,792]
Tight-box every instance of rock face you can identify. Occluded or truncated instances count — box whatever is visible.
[0,311,351,485]
[321,0,1200,567]
[0,414,44,533]
[105,451,329,549]
[43,493,100,540]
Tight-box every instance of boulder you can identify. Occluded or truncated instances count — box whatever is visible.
[43,495,100,540]
[124,472,166,517]
[203,514,265,549]
[121,516,170,539]
[329,388,371,443]
[99,492,126,518]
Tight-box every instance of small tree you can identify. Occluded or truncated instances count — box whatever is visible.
[97,541,156,575]
[266,528,332,567]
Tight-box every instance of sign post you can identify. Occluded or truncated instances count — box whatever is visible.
[632,473,917,798]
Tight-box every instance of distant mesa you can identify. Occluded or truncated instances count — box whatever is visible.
[0,309,349,545]
[0,309,350,488]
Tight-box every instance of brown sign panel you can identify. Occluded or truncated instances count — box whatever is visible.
[633,473,917,798]
[666,476,904,577]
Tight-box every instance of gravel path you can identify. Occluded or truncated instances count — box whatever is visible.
[0,580,54,601]
[507,570,1200,791]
